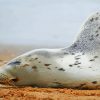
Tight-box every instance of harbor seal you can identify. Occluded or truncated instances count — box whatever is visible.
[0,12,100,89]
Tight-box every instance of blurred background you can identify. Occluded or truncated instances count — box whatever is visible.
[0,0,100,54]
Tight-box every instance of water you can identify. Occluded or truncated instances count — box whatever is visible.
[0,0,100,47]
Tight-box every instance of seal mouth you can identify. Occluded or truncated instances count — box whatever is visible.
[12,77,19,82]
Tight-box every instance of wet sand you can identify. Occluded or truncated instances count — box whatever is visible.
[0,49,100,100]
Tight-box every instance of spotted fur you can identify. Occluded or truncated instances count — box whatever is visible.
[0,12,100,89]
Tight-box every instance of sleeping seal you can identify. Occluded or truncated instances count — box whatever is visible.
[0,12,100,89]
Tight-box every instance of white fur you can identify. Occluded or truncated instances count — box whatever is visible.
[1,12,100,89]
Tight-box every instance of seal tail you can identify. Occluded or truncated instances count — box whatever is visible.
[70,12,100,52]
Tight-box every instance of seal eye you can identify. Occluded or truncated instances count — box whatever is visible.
[8,61,21,65]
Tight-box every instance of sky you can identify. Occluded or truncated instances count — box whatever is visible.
[0,0,100,47]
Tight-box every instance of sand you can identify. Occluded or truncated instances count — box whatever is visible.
[0,49,100,100]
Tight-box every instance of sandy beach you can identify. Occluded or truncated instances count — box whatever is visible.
[0,46,99,100]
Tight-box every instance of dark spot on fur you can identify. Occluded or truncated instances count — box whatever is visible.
[75,63,79,65]
[98,26,100,29]
[95,17,99,20]
[77,66,80,68]
[82,53,85,55]
[73,44,77,48]
[88,67,92,68]
[75,55,81,57]
[8,61,21,65]
[74,63,78,65]
[55,67,58,68]
[96,34,99,37]
[89,35,94,41]
[75,57,80,60]
[47,67,51,70]
[96,12,99,15]
[75,61,79,63]
[69,64,73,67]
[90,59,95,61]
[92,81,97,84]
[34,58,38,60]
[74,61,81,65]
[94,56,98,58]
[44,64,51,66]
[38,61,41,63]
[58,68,65,71]
[96,30,98,33]
[72,53,75,55]
[64,52,68,55]
[90,18,94,22]
[32,66,37,69]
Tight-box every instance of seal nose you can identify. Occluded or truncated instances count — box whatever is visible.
[0,70,15,86]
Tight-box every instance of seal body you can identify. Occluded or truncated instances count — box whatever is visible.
[1,12,100,89]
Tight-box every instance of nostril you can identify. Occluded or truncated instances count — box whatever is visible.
[12,78,19,82]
